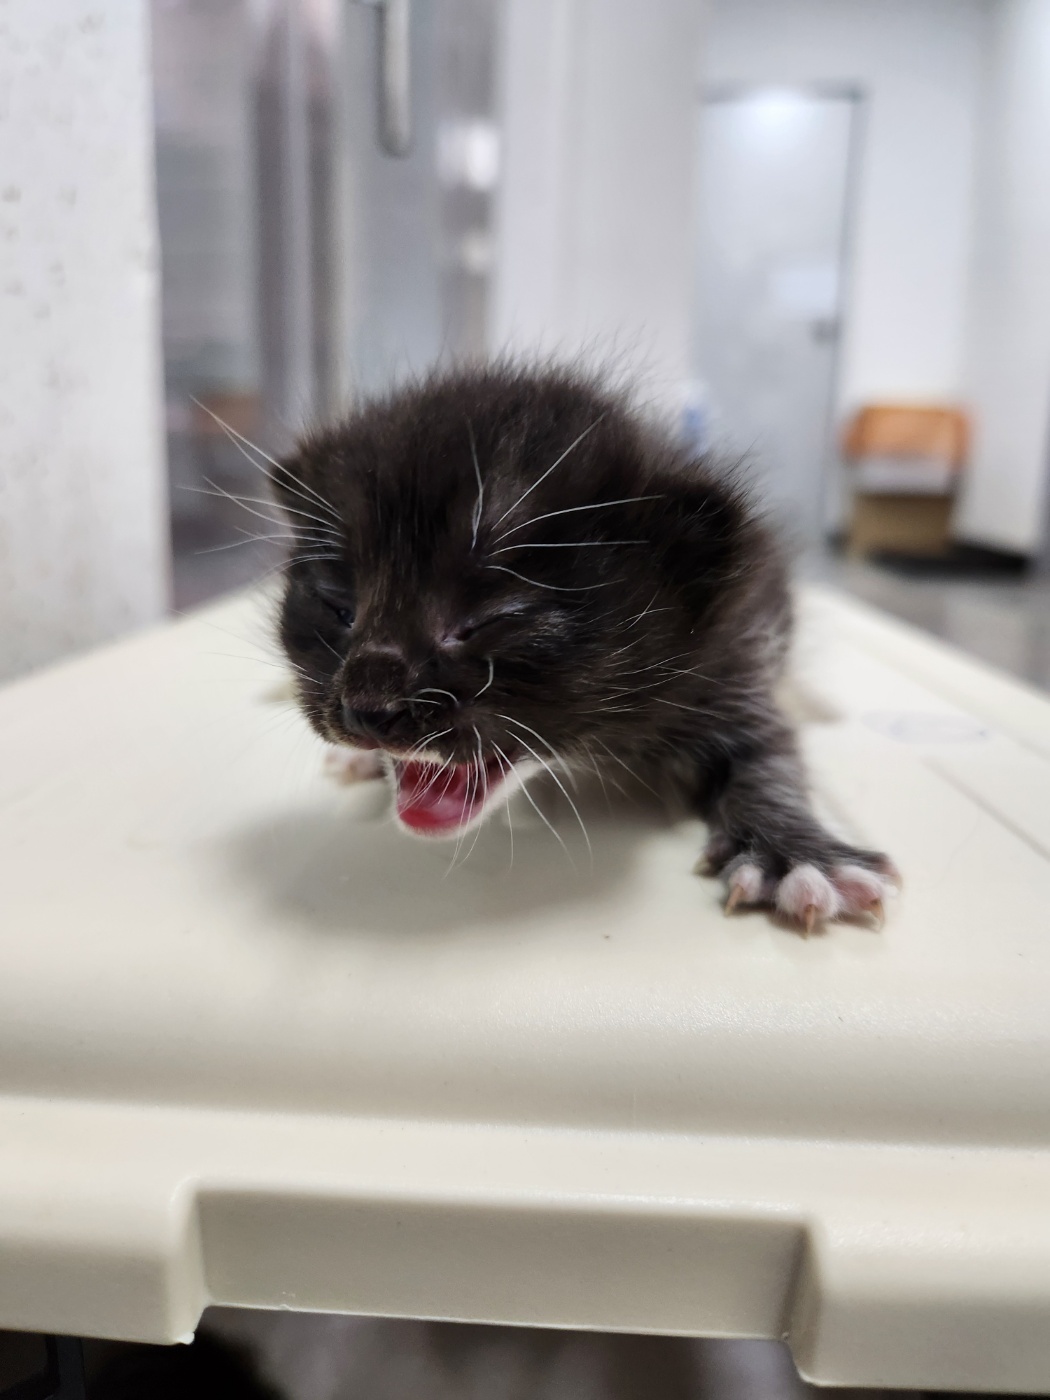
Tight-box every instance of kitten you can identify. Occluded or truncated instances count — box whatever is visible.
[274,364,897,928]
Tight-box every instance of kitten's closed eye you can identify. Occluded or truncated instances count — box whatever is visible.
[449,607,531,645]
[314,585,354,628]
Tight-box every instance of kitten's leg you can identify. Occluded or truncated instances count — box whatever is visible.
[694,726,899,931]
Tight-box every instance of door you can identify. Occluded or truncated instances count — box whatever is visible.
[690,90,857,541]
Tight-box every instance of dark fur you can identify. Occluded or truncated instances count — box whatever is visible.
[274,364,889,896]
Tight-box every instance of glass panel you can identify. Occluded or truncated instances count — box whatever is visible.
[151,0,502,609]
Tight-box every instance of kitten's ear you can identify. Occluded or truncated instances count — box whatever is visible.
[640,470,761,617]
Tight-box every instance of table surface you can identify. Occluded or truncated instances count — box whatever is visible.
[2,584,1049,1393]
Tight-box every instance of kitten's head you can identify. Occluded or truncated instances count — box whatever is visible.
[274,366,759,837]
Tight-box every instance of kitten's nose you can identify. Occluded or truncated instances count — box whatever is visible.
[341,641,414,744]
[343,699,414,744]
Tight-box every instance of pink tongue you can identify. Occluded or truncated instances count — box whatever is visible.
[394,758,503,833]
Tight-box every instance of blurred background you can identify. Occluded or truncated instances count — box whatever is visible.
[2,0,1049,690]
[2,0,1050,688]
[2,0,1050,1395]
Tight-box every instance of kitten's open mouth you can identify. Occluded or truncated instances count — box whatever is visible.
[391,756,509,835]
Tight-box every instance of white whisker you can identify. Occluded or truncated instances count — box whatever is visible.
[493,742,570,861]
[194,529,294,555]
[484,566,608,593]
[503,733,591,858]
[575,738,614,806]
[190,482,340,559]
[592,739,661,799]
[446,753,480,873]
[621,593,674,629]
[190,477,285,533]
[492,417,605,528]
[493,495,664,543]
[415,752,456,800]
[313,629,343,661]
[474,657,495,698]
[498,712,579,792]
[492,541,644,553]
[467,420,483,550]
[496,713,558,763]
[490,742,515,870]
[183,484,340,536]
[658,665,716,682]
[458,726,492,866]
[403,728,455,765]
[415,687,458,705]
[407,757,453,809]
[190,396,341,523]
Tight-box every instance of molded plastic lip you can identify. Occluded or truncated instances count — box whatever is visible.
[392,755,508,833]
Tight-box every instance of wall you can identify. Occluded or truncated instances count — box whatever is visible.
[701,0,988,418]
[0,0,168,679]
[955,0,1050,556]
[491,0,705,403]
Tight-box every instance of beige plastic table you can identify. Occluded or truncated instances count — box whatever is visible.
[1,585,1049,1394]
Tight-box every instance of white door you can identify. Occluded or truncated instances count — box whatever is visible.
[690,91,857,541]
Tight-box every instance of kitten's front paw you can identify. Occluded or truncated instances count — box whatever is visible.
[323,745,385,785]
[704,837,900,932]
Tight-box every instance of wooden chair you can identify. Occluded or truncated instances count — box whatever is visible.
[842,404,968,557]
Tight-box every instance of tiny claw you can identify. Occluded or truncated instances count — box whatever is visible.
[867,898,885,930]
[875,857,903,889]
[725,885,745,915]
[702,833,734,875]
[803,904,818,934]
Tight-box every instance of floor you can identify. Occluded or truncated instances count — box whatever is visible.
[163,542,1049,1399]
[202,1314,888,1400]
[805,552,1050,695]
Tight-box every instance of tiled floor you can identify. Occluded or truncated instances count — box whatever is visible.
[806,552,1050,694]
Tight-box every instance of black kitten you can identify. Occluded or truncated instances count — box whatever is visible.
[274,364,897,928]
